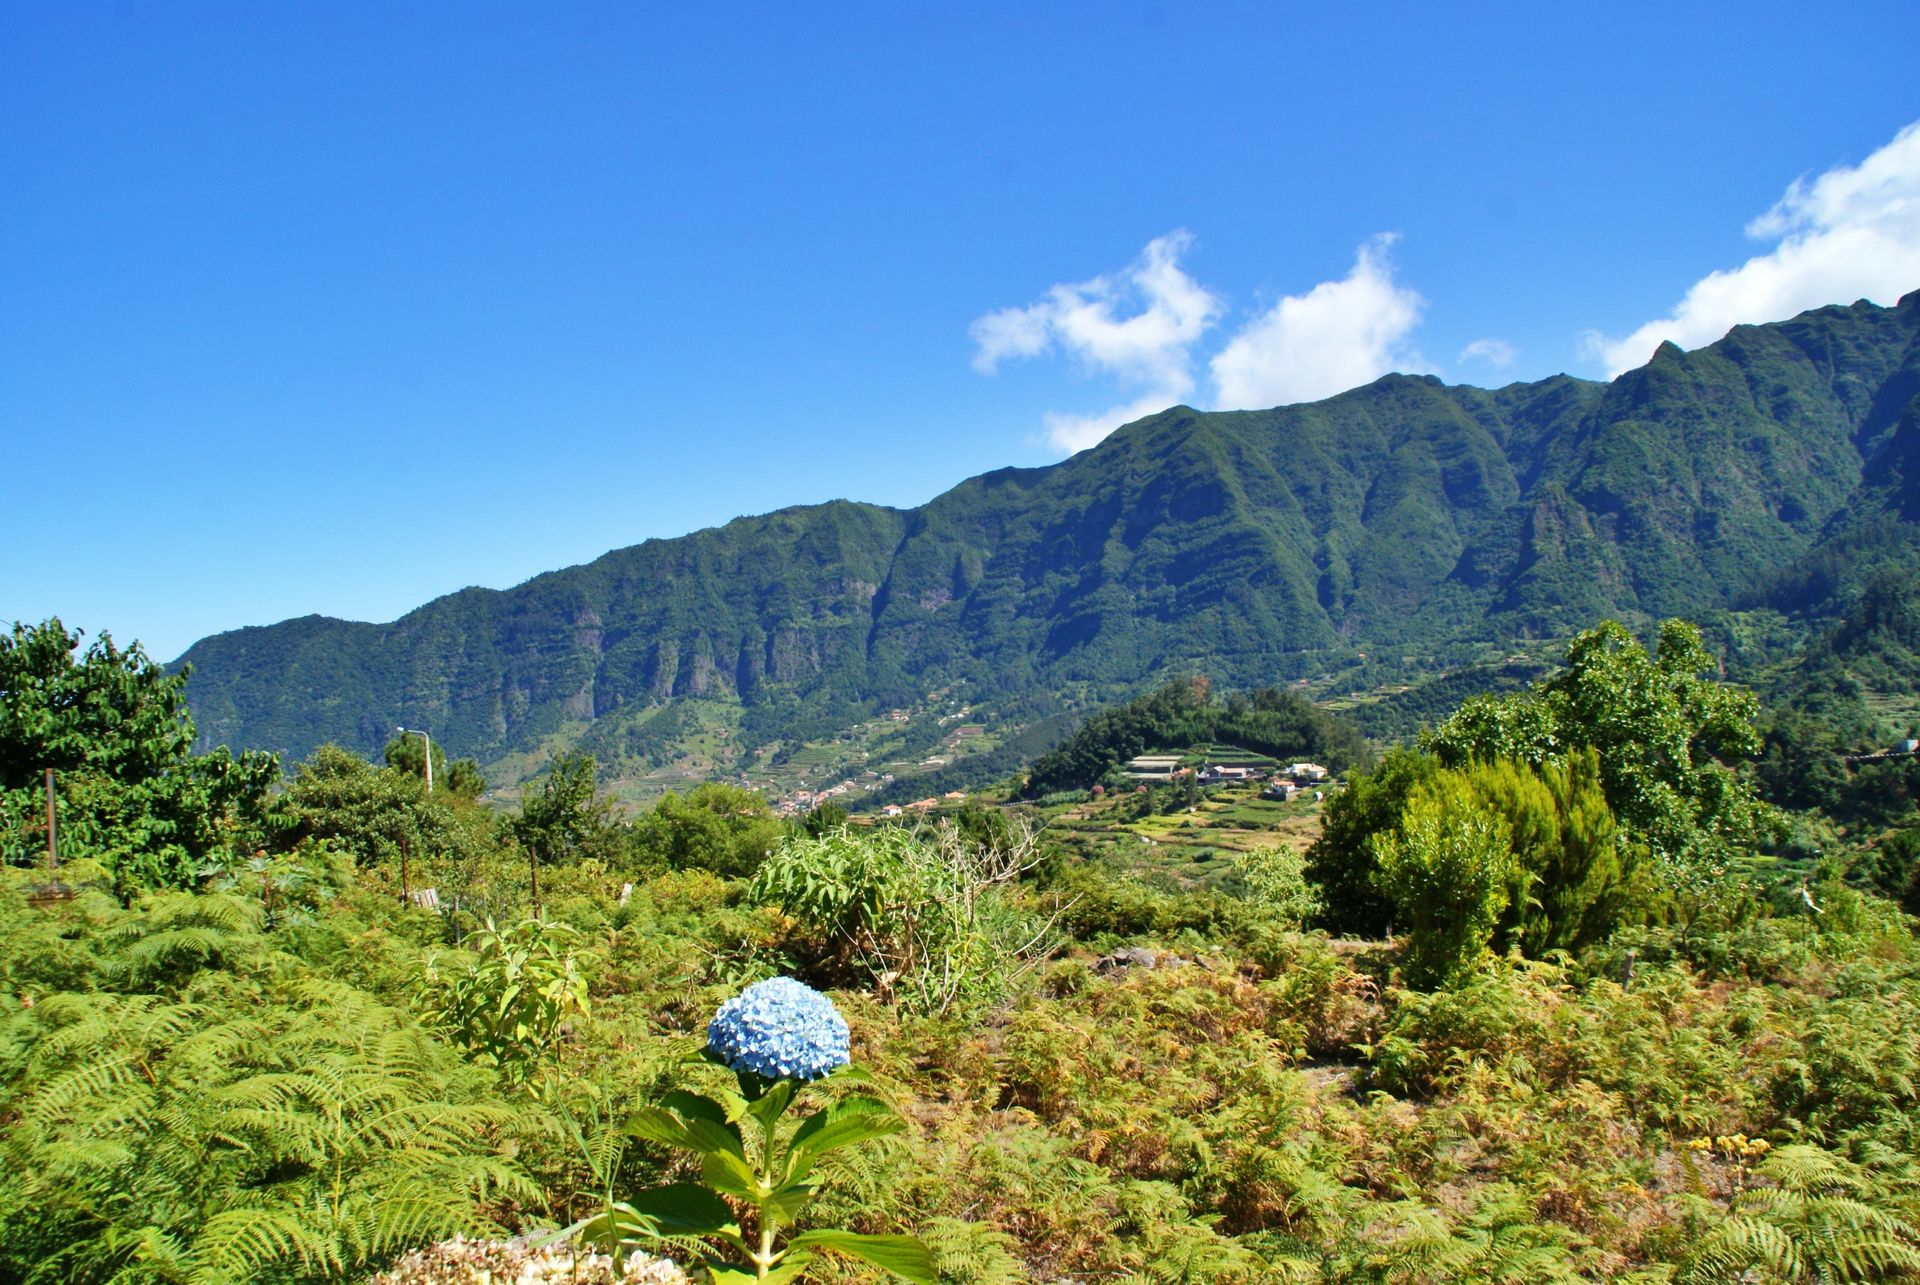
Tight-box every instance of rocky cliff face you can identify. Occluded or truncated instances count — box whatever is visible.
[178,293,1920,776]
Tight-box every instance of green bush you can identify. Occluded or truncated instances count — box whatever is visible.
[1304,747,1441,937]
[1372,784,1518,989]
[1045,860,1235,943]
[748,822,1055,1015]
[1,619,278,894]
[631,783,783,879]
[422,917,595,1090]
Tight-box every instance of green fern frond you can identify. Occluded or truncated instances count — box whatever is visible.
[1681,1215,1802,1283]
[361,1193,495,1258]
[1762,1144,1862,1197]
[187,1206,329,1284]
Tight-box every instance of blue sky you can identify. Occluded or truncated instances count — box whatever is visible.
[5,3,1919,661]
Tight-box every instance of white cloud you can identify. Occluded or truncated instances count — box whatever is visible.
[974,231,1440,452]
[1039,392,1184,455]
[1460,337,1516,369]
[1209,235,1428,410]
[1587,119,1920,377]
[970,232,1222,451]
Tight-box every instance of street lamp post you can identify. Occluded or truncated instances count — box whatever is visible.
[396,726,433,793]
[394,726,433,909]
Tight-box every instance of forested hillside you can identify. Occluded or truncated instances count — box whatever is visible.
[1020,678,1365,797]
[177,293,1920,789]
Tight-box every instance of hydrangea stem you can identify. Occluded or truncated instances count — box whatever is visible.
[755,1104,779,1279]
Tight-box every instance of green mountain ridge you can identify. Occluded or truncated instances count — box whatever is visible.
[176,292,1920,788]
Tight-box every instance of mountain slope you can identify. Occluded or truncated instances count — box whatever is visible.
[178,292,1920,784]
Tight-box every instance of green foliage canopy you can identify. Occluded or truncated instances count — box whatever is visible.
[1353,752,1632,987]
[276,744,496,873]
[512,753,627,869]
[1481,749,1633,955]
[0,619,277,892]
[1371,783,1519,988]
[1426,619,1780,887]
[1311,620,1761,951]
[1306,747,1441,937]
[383,733,487,800]
[631,782,782,879]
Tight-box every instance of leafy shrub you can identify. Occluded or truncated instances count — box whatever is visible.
[1304,747,1441,937]
[276,744,497,874]
[1854,826,1920,912]
[1372,786,1518,989]
[631,784,783,879]
[1046,861,1234,943]
[748,823,1056,1015]
[513,753,629,870]
[1427,619,1782,893]
[424,918,595,1090]
[1234,842,1321,928]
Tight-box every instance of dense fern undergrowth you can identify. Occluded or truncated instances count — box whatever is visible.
[7,616,1920,1283]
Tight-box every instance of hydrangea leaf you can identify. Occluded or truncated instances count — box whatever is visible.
[658,1090,742,1147]
[760,1253,815,1285]
[709,1253,812,1285]
[745,1078,794,1136]
[677,1060,752,1123]
[786,1231,935,1283]
[558,1202,656,1252]
[624,1185,746,1252]
[700,1149,765,1202]
[761,1180,814,1233]
[785,1098,905,1183]
[824,1063,877,1086]
[624,1106,747,1164]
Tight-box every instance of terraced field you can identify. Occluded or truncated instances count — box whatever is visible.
[1039,784,1329,893]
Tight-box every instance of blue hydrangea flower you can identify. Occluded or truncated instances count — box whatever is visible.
[706,977,851,1082]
